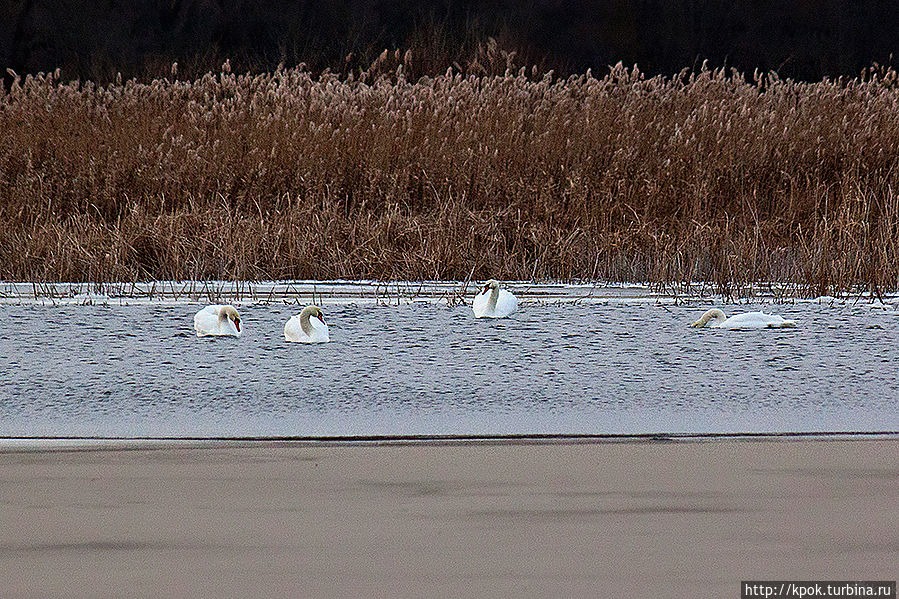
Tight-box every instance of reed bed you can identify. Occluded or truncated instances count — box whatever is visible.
[3,57,899,296]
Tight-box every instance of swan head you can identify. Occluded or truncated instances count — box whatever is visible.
[481,279,500,294]
[300,305,325,324]
[220,305,241,332]
[691,308,726,328]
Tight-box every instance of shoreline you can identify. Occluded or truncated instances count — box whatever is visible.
[2,431,897,451]
[2,279,895,305]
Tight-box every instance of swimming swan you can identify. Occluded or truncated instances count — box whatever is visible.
[194,305,242,337]
[690,308,796,330]
[472,279,518,318]
[285,305,330,343]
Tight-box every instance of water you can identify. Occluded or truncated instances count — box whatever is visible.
[1,299,897,437]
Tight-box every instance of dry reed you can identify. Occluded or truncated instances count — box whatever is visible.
[3,56,899,296]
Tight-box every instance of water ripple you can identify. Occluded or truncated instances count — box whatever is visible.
[0,303,896,436]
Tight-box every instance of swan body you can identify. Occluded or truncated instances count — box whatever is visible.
[194,305,242,337]
[472,279,518,318]
[690,308,796,330]
[285,305,330,343]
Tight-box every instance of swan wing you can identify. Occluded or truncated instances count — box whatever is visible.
[284,315,307,342]
[309,316,330,343]
[493,289,518,318]
[761,314,796,328]
[194,305,222,336]
[472,290,491,318]
[720,312,795,329]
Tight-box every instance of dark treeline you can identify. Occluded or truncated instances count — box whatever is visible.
[3,0,899,83]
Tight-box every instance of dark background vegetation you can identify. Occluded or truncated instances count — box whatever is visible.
[3,0,898,82]
[4,1,899,291]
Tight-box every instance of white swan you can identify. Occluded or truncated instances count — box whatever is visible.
[285,305,330,343]
[472,279,518,318]
[194,305,242,337]
[690,308,796,330]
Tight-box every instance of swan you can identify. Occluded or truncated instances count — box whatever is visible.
[472,279,518,318]
[690,308,796,330]
[194,305,242,337]
[285,305,330,343]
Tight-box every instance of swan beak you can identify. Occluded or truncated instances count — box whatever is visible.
[234,319,241,332]
[689,321,700,327]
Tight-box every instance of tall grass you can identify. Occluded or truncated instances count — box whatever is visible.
[3,56,899,295]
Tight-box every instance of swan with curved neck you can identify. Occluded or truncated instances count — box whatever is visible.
[194,305,242,337]
[472,279,518,318]
[285,305,330,343]
[691,308,796,330]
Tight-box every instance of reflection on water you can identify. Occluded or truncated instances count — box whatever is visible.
[1,301,897,436]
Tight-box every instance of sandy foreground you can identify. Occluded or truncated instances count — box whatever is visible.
[0,438,895,598]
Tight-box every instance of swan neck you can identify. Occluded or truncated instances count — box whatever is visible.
[698,309,726,327]
[299,311,313,336]
[488,287,499,310]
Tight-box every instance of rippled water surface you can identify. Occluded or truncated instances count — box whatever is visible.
[1,301,897,436]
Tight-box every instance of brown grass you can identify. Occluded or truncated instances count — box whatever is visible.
[3,56,899,296]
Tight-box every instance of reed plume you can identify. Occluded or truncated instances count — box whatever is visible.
[2,59,899,296]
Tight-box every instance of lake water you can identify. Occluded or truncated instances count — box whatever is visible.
[1,294,897,437]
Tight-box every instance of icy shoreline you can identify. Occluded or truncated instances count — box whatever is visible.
[1,280,893,306]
